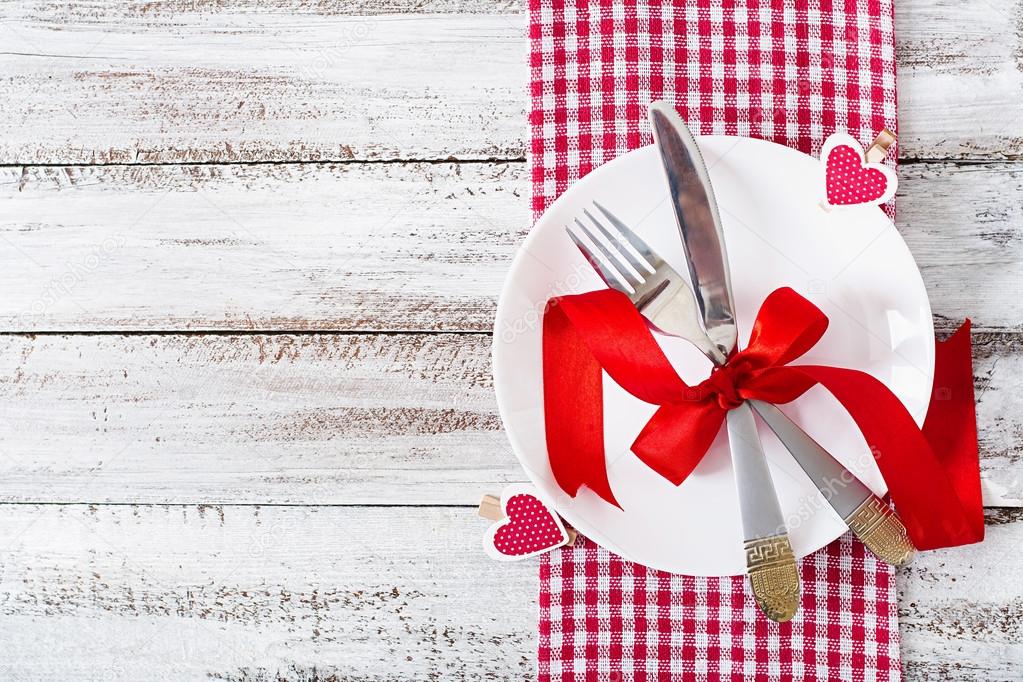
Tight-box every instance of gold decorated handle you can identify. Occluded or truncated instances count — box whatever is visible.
[744,534,801,622]
[844,496,916,567]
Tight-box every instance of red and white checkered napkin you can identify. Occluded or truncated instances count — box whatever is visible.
[539,536,899,681]
[529,0,897,221]
[530,0,900,679]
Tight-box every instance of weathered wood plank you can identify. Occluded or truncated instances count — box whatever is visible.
[0,4,526,164]
[895,0,1023,161]
[0,332,515,505]
[0,330,1018,506]
[0,504,536,681]
[0,162,528,332]
[0,504,1018,681]
[898,161,1023,334]
[1,0,1021,164]
[1,159,1021,332]
[899,508,1023,681]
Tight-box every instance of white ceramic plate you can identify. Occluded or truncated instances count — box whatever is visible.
[493,136,934,576]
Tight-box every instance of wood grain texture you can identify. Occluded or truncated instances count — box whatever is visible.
[895,0,1023,161]
[3,160,1023,332]
[0,3,526,164]
[0,504,536,681]
[899,508,1023,681]
[0,504,1019,681]
[0,332,513,505]
[0,162,527,332]
[899,161,1023,333]
[2,0,1022,164]
[0,330,1018,506]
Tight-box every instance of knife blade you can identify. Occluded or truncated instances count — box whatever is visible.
[649,101,800,622]
[648,104,736,360]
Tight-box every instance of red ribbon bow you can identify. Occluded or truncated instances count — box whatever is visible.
[543,286,984,551]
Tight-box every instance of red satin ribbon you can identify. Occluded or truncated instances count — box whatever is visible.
[542,286,984,550]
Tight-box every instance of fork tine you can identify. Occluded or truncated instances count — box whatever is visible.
[582,207,655,276]
[592,201,663,270]
[566,227,634,293]
[573,218,645,289]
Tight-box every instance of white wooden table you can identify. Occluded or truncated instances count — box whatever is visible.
[1,1,1021,679]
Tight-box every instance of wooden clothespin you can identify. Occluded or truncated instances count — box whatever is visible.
[864,128,896,164]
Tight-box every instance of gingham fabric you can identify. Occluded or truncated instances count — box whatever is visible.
[529,0,897,221]
[531,1,901,679]
[539,535,899,681]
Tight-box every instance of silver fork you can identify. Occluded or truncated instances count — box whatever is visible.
[568,202,725,364]
[567,201,916,570]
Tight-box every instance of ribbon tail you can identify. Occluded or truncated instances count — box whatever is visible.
[799,345,983,550]
[922,321,984,543]
[542,302,620,508]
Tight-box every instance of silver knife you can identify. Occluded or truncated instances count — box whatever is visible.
[649,102,800,622]
[648,102,914,570]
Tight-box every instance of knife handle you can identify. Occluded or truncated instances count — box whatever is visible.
[743,534,800,622]
[749,400,916,567]
[726,403,800,622]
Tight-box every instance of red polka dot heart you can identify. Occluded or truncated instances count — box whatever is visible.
[483,486,570,561]
[821,132,897,208]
